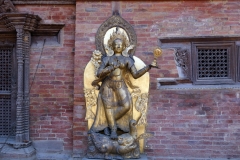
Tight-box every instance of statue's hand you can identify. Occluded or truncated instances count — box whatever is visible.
[113,62,120,69]
[149,64,159,69]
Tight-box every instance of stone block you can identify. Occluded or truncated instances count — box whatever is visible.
[32,140,63,152]
[0,144,36,160]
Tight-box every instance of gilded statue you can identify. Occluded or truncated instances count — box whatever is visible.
[84,27,157,159]
[90,28,156,139]
[83,13,161,159]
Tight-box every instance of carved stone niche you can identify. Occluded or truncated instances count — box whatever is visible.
[0,1,64,159]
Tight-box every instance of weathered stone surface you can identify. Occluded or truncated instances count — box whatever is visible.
[0,144,36,160]
[33,140,63,152]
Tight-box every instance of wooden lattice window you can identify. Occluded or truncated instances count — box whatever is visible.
[0,46,15,137]
[0,48,12,91]
[0,95,12,136]
[192,42,236,85]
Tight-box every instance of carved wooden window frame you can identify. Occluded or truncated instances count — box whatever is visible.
[192,42,236,85]
[159,37,240,86]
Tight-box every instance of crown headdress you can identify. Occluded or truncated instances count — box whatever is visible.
[107,27,130,49]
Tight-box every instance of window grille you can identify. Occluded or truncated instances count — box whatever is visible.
[197,49,228,78]
[0,95,11,136]
[192,42,235,85]
[0,48,12,91]
[0,48,13,136]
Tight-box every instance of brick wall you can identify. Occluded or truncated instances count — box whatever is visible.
[16,4,76,154]
[74,1,240,159]
[147,89,240,159]
[13,0,240,159]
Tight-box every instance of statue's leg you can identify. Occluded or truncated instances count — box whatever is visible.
[102,87,118,139]
[105,108,118,139]
[114,87,132,120]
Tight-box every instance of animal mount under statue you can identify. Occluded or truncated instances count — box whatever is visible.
[88,120,152,159]
[84,15,158,159]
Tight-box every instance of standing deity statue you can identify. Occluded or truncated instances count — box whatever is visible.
[84,15,160,159]
[90,28,155,139]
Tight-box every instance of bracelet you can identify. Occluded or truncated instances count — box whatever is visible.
[144,66,149,72]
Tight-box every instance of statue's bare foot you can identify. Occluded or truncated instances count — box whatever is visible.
[110,130,118,139]
[104,127,110,136]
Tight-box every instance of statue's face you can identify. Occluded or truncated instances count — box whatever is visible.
[113,39,124,54]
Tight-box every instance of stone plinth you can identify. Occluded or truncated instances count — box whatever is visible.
[0,144,36,160]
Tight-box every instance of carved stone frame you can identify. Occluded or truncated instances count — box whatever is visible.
[95,13,137,56]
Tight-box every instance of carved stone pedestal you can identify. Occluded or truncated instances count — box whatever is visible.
[0,144,36,160]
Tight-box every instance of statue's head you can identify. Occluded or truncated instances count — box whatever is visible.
[112,38,124,54]
[107,28,130,54]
